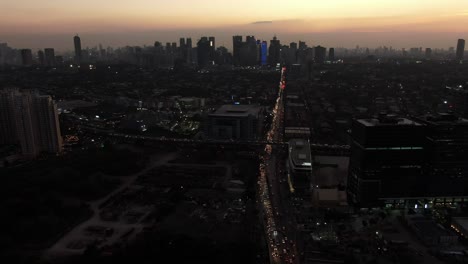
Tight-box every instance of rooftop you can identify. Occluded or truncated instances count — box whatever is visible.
[357,117,423,127]
[210,104,262,117]
[289,139,312,168]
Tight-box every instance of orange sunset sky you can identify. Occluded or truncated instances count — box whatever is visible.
[1,0,468,51]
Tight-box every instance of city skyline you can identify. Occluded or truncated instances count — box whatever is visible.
[2,0,468,50]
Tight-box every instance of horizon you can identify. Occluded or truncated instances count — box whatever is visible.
[2,0,468,51]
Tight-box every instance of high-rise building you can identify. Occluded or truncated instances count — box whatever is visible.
[37,50,45,66]
[329,48,335,61]
[232,35,243,65]
[425,48,432,59]
[268,36,281,66]
[260,41,268,66]
[0,89,62,157]
[74,35,82,64]
[456,39,465,61]
[197,37,215,67]
[20,49,33,66]
[314,46,327,63]
[44,48,56,67]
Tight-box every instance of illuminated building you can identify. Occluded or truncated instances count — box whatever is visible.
[74,35,82,64]
[456,39,465,61]
[260,41,268,66]
[205,105,264,140]
[287,139,312,193]
[0,89,62,157]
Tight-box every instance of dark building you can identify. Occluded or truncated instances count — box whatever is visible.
[348,115,426,207]
[268,36,281,66]
[74,35,82,64]
[205,105,264,140]
[418,113,468,200]
[44,48,55,67]
[20,49,33,66]
[314,46,326,63]
[232,35,243,65]
[37,50,45,66]
[197,37,215,67]
[349,114,468,208]
[425,48,432,59]
[329,48,335,61]
[456,39,465,61]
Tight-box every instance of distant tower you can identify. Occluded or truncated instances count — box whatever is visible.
[20,49,33,66]
[37,50,45,66]
[74,35,82,64]
[329,48,335,61]
[44,48,56,67]
[456,39,465,61]
[232,35,243,65]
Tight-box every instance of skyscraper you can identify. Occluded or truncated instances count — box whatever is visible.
[37,50,45,66]
[232,35,243,65]
[44,48,56,67]
[20,49,33,66]
[197,37,210,67]
[314,46,327,63]
[268,36,281,66]
[0,89,62,157]
[329,48,335,61]
[74,35,82,64]
[456,39,465,61]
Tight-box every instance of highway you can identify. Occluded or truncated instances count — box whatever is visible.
[258,67,298,264]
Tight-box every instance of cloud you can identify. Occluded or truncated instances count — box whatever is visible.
[250,21,273,24]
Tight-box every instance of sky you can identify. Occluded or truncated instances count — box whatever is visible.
[1,0,468,51]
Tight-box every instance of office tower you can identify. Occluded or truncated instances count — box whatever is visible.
[197,37,210,66]
[314,46,327,63]
[205,105,264,140]
[20,49,33,66]
[425,48,432,59]
[298,41,307,50]
[179,38,186,48]
[208,37,216,62]
[268,36,281,66]
[348,115,426,207]
[456,39,465,61]
[186,38,193,64]
[418,114,468,199]
[74,35,82,64]
[328,48,335,61]
[0,89,62,157]
[37,50,45,65]
[44,48,56,67]
[232,35,243,65]
[260,41,268,66]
